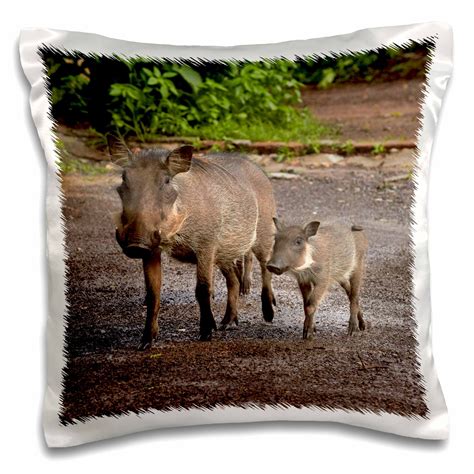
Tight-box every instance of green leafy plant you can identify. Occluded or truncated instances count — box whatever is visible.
[105,59,327,142]
[42,43,430,144]
[45,57,91,121]
[208,143,225,153]
[42,49,331,143]
[59,157,110,175]
[108,63,197,140]
[372,143,386,155]
[295,42,431,88]
[340,141,355,155]
[306,142,321,154]
[275,146,296,163]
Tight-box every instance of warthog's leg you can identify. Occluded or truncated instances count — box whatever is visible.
[357,309,366,331]
[355,255,367,331]
[219,265,240,329]
[234,252,252,296]
[342,268,365,336]
[234,258,244,290]
[250,209,277,322]
[300,282,325,340]
[241,252,253,295]
[196,254,217,341]
[259,261,276,322]
[253,245,276,322]
[139,252,162,350]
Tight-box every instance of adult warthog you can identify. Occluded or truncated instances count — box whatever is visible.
[109,140,276,349]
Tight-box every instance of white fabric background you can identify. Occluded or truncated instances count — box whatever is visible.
[2,0,473,471]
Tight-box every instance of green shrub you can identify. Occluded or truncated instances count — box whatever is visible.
[107,59,321,141]
[295,42,431,88]
[41,41,431,142]
[41,51,330,142]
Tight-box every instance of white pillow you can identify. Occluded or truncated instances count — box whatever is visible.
[20,22,452,447]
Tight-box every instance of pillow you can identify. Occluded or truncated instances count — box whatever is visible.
[20,22,452,447]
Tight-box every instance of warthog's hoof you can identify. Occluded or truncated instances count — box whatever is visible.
[240,278,251,296]
[199,331,213,341]
[262,300,274,322]
[219,315,239,330]
[359,319,366,331]
[137,340,153,351]
[261,289,276,322]
[348,320,359,336]
[219,322,238,331]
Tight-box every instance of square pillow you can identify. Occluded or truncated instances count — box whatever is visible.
[20,22,452,447]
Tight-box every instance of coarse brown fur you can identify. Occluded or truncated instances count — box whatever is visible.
[109,139,276,348]
[267,219,368,339]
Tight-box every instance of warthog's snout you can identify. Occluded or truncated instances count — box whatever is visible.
[116,227,159,260]
[124,242,152,259]
[266,262,288,276]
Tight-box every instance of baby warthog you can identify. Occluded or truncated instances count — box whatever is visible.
[109,139,276,348]
[267,219,368,339]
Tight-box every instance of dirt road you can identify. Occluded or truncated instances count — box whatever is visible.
[302,79,424,142]
[61,166,426,423]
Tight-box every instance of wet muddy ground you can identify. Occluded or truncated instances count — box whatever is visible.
[61,166,426,423]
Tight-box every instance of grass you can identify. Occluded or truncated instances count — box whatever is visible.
[178,112,332,144]
[371,143,387,155]
[59,157,111,175]
[339,140,355,155]
[55,110,334,175]
[275,146,297,163]
[55,137,111,176]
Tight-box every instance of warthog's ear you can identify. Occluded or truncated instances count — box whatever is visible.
[166,146,194,176]
[107,135,133,167]
[273,217,283,232]
[304,221,320,238]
